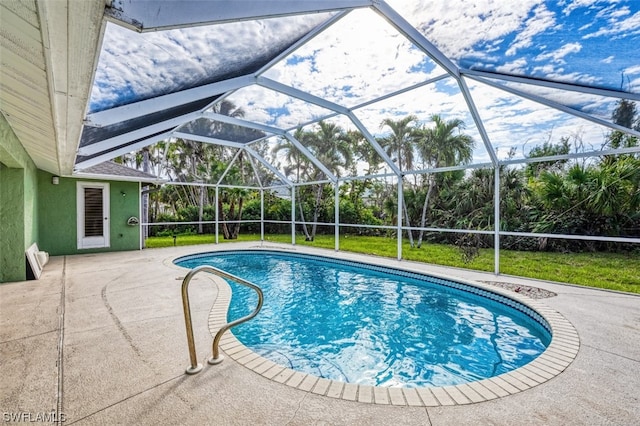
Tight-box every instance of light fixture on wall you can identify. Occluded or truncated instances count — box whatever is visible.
[121,191,126,197]
[52,176,59,185]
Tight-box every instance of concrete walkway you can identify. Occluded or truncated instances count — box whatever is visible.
[1,242,638,425]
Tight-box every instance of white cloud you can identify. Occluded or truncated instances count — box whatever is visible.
[464,80,611,160]
[531,63,558,75]
[263,9,439,108]
[392,0,544,60]
[90,14,331,111]
[535,42,582,63]
[596,4,630,19]
[496,58,530,74]
[624,64,640,74]
[505,4,557,56]
[629,76,640,91]
[224,85,334,130]
[561,0,601,16]
[583,9,640,39]
[578,22,594,31]
[89,0,634,171]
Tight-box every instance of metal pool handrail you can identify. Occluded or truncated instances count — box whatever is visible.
[181,265,264,375]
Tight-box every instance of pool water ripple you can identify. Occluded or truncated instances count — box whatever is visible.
[177,250,552,388]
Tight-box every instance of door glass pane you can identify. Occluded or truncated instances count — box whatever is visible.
[84,188,103,237]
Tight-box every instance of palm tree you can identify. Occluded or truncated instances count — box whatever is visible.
[415,115,474,247]
[213,99,246,120]
[378,115,419,247]
[379,115,418,172]
[166,100,262,237]
[304,121,353,240]
[306,121,353,176]
[348,130,381,175]
[273,129,311,184]
[530,154,640,250]
[272,129,314,239]
[218,149,255,239]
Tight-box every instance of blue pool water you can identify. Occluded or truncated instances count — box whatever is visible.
[176,250,551,387]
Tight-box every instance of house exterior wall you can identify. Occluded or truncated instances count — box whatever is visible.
[38,171,141,256]
[1,111,144,283]
[0,114,39,282]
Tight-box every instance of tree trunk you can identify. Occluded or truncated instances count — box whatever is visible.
[226,199,236,239]
[297,188,311,240]
[310,184,323,241]
[218,196,231,239]
[417,174,435,248]
[179,185,191,208]
[230,197,243,239]
[198,185,204,234]
[403,199,414,248]
[400,180,414,248]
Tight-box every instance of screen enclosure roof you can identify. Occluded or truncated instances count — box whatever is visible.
[76,0,640,187]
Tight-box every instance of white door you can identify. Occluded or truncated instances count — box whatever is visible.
[77,182,110,249]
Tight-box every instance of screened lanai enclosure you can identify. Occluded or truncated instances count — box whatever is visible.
[78,0,640,272]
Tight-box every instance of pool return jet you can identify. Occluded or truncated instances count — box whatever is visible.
[181,265,264,374]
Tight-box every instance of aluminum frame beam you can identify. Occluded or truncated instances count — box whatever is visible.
[74,130,174,170]
[500,231,640,245]
[458,77,499,165]
[254,10,351,77]
[244,146,292,186]
[78,111,202,156]
[172,132,247,149]
[245,154,263,188]
[350,73,451,111]
[200,112,285,137]
[470,74,640,139]
[217,149,244,185]
[190,112,337,183]
[106,0,372,32]
[169,134,293,190]
[257,77,351,115]
[347,112,401,176]
[372,1,459,78]
[85,75,255,127]
[282,133,337,182]
[403,161,494,177]
[292,179,332,187]
[462,69,640,102]
[494,167,500,274]
[499,146,640,166]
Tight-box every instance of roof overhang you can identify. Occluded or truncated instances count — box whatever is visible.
[0,0,105,176]
[104,0,372,31]
[71,171,167,185]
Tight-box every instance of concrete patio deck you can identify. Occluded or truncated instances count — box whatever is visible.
[1,242,638,425]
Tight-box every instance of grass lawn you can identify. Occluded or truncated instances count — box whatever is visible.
[146,233,640,294]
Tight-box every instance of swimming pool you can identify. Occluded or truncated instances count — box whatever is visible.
[176,249,555,388]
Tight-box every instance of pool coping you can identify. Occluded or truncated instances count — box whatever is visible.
[184,247,580,407]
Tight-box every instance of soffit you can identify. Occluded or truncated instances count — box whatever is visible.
[0,0,104,175]
[0,0,55,171]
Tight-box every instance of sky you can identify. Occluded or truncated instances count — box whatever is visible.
[89,0,640,173]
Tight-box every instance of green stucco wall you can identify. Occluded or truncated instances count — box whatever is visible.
[1,111,143,283]
[0,113,39,282]
[38,171,141,255]
[0,163,26,281]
